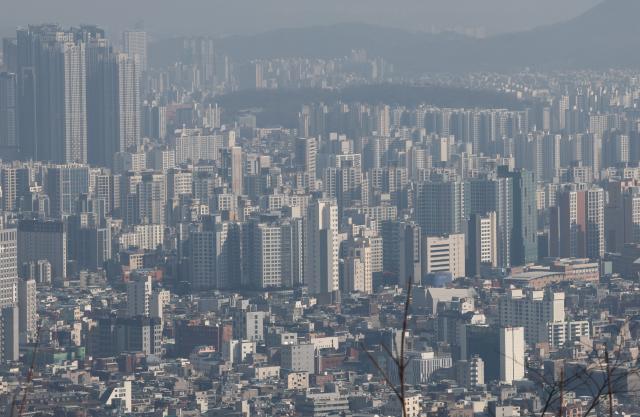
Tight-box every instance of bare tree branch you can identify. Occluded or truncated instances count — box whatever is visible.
[360,278,413,417]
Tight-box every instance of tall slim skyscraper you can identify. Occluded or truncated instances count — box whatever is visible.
[343,239,373,294]
[0,166,29,214]
[0,305,18,362]
[242,219,284,289]
[1,167,18,212]
[557,95,570,131]
[375,104,391,137]
[16,25,87,163]
[298,106,311,138]
[137,172,166,225]
[581,133,601,181]
[0,72,18,158]
[0,226,18,361]
[142,100,166,140]
[188,229,216,291]
[498,166,537,266]
[584,187,605,259]
[2,38,18,73]
[116,53,140,152]
[231,146,244,196]
[18,278,37,344]
[0,228,17,307]
[542,134,561,182]
[122,30,147,72]
[16,26,40,160]
[605,184,640,253]
[295,137,317,189]
[127,273,152,317]
[280,217,305,288]
[61,40,87,163]
[467,212,498,277]
[551,188,584,259]
[85,36,112,164]
[87,44,140,167]
[305,199,339,296]
[500,327,525,385]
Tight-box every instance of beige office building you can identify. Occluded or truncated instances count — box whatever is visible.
[423,233,465,278]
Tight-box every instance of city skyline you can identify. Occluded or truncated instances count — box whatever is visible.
[2,2,640,417]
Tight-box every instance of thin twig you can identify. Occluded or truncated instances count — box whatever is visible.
[359,278,413,417]
[380,342,401,368]
[12,321,41,417]
[605,350,613,417]
[359,343,403,400]
[399,279,412,417]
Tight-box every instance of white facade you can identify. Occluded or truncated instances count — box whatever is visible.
[103,380,132,413]
[127,274,152,317]
[305,199,339,295]
[309,336,339,351]
[281,343,315,374]
[18,279,37,344]
[255,223,282,288]
[499,289,565,345]
[1,168,17,212]
[174,132,224,165]
[406,351,453,384]
[119,224,165,250]
[0,228,17,307]
[146,149,176,171]
[456,355,484,388]
[479,212,497,266]
[123,30,147,71]
[116,53,140,152]
[548,320,590,349]
[137,173,166,225]
[231,146,244,196]
[585,187,605,259]
[232,309,267,342]
[63,41,87,164]
[151,289,170,325]
[423,233,466,278]
[343,240,373,294]
[500,327,525,384]
[224,339,257,365]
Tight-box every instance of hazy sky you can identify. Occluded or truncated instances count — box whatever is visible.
[0,0,603,39]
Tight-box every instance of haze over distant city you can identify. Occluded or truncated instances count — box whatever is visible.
[5,0,640,416]
[0,0,601,38]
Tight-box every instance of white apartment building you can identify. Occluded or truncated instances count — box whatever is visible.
[548,320,590,349]
[499,289,565,345]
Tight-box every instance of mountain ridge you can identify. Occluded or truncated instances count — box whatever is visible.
[151,0,638,72]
